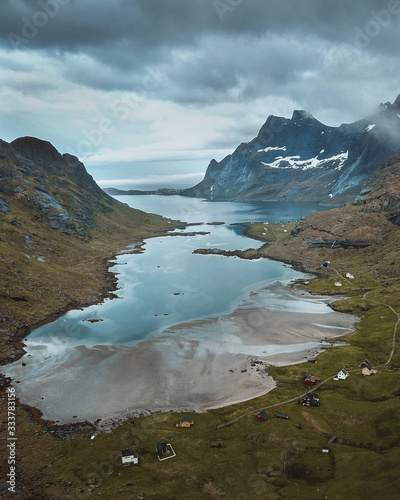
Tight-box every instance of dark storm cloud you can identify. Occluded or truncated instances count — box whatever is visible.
[2,0,399,51]
[1,0,400,117]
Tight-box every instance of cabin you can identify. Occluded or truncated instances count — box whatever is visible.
[156,442,168,457]
[276,412,290,419]
[335,369,350,380]
[304,372,322,386]
[176,416,194,428]
[302,393,320,406]
[360,359,377,376]
[360,359,372,370]
[362,366,378,376]
[256,411,268,421]
[121,449,139,466]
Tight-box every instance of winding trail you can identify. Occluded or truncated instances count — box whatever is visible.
[217,287,399,429]
[363,290,400,367]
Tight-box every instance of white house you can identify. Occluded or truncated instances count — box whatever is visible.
[121,449,139,466]
[335,369,350,380]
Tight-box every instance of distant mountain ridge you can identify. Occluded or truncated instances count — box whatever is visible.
[183,94,400,203]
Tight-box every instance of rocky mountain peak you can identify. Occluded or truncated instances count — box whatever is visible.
[1,137,118,236]
[11,136,62,166]
[291,110,314,122]
[393,93,400,109]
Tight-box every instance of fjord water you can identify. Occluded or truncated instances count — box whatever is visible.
[5,196,356,421]
[24,197,327,348]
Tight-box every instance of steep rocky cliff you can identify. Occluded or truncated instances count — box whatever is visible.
[184,94,400,203]
[1,137,116,236]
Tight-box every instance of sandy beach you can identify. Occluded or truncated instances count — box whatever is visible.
[5,282,358,426]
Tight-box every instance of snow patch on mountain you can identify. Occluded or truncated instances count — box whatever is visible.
[262,152,348,170]
[257,146,287,153]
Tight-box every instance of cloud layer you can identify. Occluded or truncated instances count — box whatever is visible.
[1,0,400,186]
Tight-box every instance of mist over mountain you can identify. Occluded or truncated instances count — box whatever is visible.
[184,94,400,203]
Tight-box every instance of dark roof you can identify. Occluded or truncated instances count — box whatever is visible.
[257,411,268,419]
[361,359,373,369]
[181,416,193,423]
[121,449,135,457]
[156,442,167,452]
[276,412,289,419]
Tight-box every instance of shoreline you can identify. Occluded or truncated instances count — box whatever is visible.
[3,278,358,431]
[1,222,359,436]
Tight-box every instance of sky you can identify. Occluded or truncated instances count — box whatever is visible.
[1,0,400,190]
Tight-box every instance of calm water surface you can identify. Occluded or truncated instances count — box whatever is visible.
[24,197,327,352]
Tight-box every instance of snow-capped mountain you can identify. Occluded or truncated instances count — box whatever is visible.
[184,94,400,203]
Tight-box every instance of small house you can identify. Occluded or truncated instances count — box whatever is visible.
[156,442,168,457]
[360,360,377,376]
[276,412,290,419]
[336,369,350,380]
[304,372,322,386]
[302,392,320,406]
[362,366,377,376]
[176,416,194,428]
[256,411,268,421]
[121,449,139,466]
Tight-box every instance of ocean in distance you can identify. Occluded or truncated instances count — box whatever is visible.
[4,197,358,423]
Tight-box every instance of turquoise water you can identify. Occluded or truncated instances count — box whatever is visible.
[25,197,327,349]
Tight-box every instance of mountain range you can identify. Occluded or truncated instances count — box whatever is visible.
[183,94,400,203]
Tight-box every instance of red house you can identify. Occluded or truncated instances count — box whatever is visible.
[304,372,321,386]
[256,411,268,421]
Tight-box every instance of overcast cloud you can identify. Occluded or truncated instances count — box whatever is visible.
[1,0,400,188]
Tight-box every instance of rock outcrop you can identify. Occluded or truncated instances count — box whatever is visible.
[0,137,117,236]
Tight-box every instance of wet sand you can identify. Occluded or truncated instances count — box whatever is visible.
[5,283,358,426]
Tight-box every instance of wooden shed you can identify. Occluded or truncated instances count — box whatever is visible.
[256,411,268,421]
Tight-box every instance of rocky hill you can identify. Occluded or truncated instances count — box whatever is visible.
[184,94,400,203]
[1,136,116,236]
[0,137,177,362]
